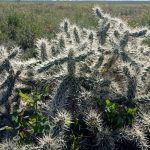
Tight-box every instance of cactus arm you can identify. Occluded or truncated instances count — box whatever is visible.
[134,94,150,104]
[53,78,70,108]
[37,51,93,73]
[0,60,10,73]
[97,23,110,45]
[129,29,147,37]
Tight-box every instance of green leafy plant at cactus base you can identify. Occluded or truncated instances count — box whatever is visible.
[12,89,50,144]
[97,99,137,129]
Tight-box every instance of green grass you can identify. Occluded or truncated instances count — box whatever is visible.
[0,2,150,51]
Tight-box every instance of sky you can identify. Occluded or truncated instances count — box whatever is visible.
[22,0,150,1]
[46,0,150,1]
[21,0,150,1]
[26,0,150,1]
[1,0,150,1]
[18,0,150,1]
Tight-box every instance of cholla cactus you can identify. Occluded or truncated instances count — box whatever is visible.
[38,133,64,150]
[0,139,40,150]
[0,45,39,115]
[0,7,150,150]
[84,109,102,132]
[0,139,18,150]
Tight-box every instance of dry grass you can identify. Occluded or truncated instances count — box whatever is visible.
[0,2,150,51]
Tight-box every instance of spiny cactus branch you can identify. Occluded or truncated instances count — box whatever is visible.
[37,51,93,73]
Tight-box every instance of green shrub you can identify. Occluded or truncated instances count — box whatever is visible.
[23,48,38,59]
[7,12,21,40]
[97,99,137,129]
[12,89,50,144]
[0,31,7,43]
[16,26,35,50]
[143,37,150,47]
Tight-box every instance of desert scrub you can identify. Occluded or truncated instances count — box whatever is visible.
[16,26,35,50]
[0,7,150,150]
[7,12,21,40]
[1,2,150,49]
[0,10,42,51]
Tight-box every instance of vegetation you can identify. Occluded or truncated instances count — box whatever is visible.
[97,99,138,130]
[12,89,50,144]
[0,3,150,150]
[0,2,150,53]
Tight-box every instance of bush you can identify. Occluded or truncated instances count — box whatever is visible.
[12,88,50,144]
[16,26,36,50]
[7,12,21,40]
[97,99,137,129]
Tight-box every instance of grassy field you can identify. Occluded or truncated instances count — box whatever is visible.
[0,2,150,54]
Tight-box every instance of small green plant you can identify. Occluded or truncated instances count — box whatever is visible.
[16,26,36,50]
[12,88,50,144]
[67,118,96,150]
[70,132,80,150]
[143,37,150,47]
[69,119,82,150]
[23,48,38,60]
[7,12,21,40]
[97,99,137,129]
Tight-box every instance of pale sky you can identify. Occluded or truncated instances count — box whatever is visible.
[22,0,150,1]
[0,0,150,2]
[1,0,150,1]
